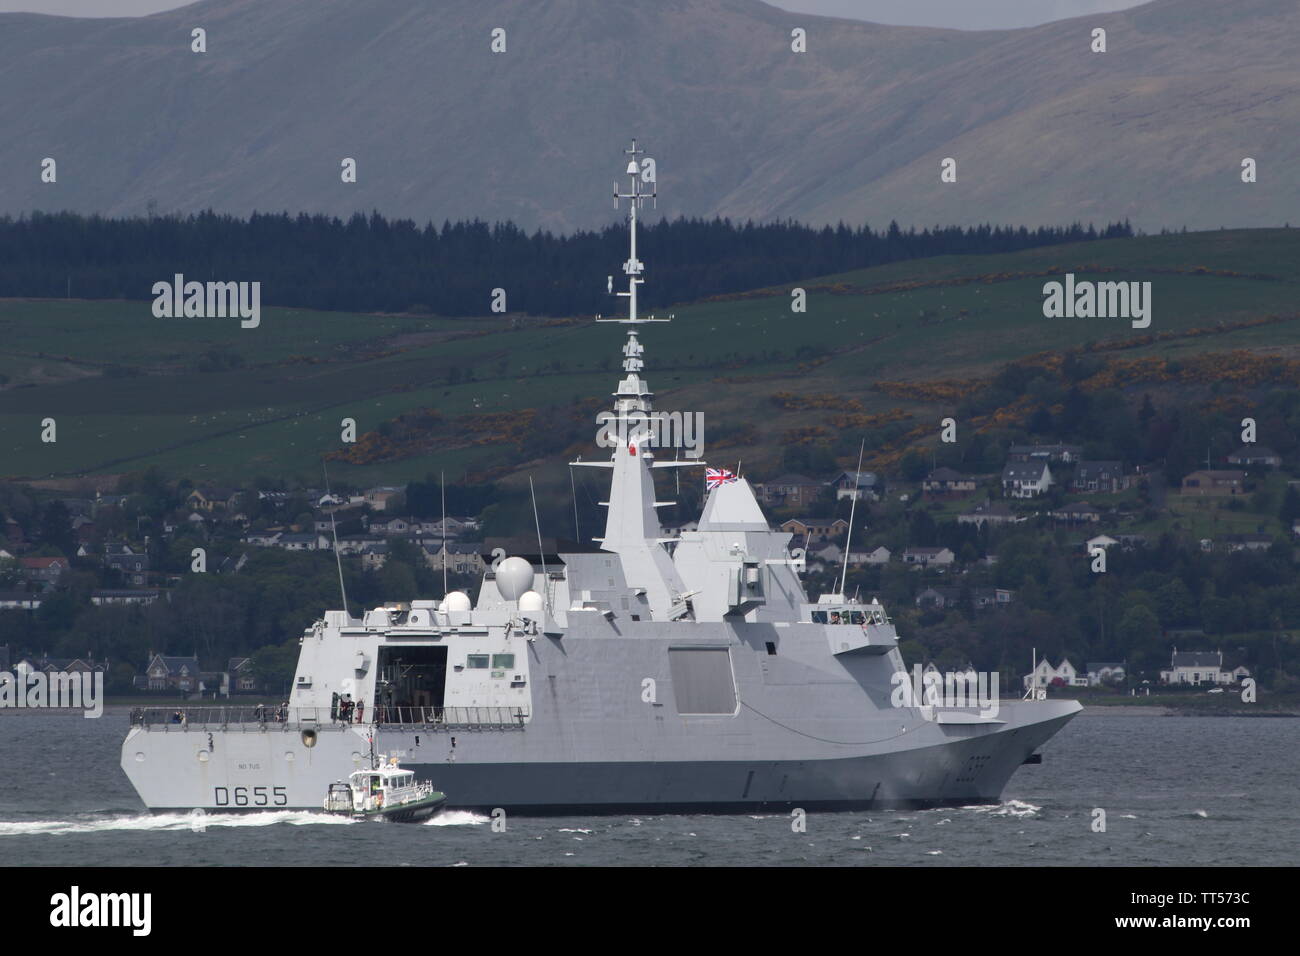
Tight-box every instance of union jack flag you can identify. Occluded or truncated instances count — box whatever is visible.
[706,468,737,490]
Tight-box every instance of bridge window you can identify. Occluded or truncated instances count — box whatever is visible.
[467,655,489,669]
[492,654,515,668]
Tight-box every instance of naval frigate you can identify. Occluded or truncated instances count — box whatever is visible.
[121,142,1081,813]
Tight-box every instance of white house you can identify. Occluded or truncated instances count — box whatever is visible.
[902,546,955,567]
[1086,661,1127,686]
[1158,649,1246,686]
[858,546,892,565]
[1002,461,1052,498]
[1023,658,1085,690]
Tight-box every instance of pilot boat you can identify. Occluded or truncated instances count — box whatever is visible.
[324,756,447,822]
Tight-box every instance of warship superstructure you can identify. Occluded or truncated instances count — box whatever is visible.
[121,143,1080,813]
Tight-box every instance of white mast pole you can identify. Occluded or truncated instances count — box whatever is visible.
[838,440,866,598]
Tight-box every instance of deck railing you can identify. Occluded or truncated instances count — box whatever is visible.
[374,705,527,729]
[129,704,527,731]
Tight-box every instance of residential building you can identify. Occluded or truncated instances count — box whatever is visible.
[1180,470,1245,496]
[1008,443,1082,463]
[1001,461,1052,498]
[1050,502,1101,523]
[779,517,849,540]
[276,532,327,551]
[901,546,955,567]
[363,486,404,512]
[828,470,881,502]
[1023,658,1085,690]
[104,551,151,585]
[19,556,68,586]
[423,543,487,575]
[1158,649,1246,687]
[1223,533,1273,552]
[922,467,977,495]
[186,488,237,512]
[860,545,891,565]
[227,657,257,693]
[139,654,203,693]
[1226,445,1280,468]
[958,501,1020,527]
[0,591,41,611]
[754,474,825,509]
[1086,661,1127,687]
[1073,461,1127,494]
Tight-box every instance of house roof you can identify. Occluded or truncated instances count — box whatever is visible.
[1171,651,1221,668]
[150,654,200,673]
[1002,462,1048,480]
[830,470,879,487]
[926,467,971,482]
[1075,460,1123,477]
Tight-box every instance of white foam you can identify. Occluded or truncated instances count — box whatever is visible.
[424,810,488,826]
[963,799,1041,818]
[0,810,353,837]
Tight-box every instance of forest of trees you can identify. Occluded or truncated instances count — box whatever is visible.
[0,210,1133,316]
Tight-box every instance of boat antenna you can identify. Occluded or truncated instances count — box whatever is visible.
[322,460,349,615]
[440,470,448,596]
[529,476,551,618]
[569,464,581,541]
[838,439,866,598]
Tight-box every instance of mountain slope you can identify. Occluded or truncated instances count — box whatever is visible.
[0,0,1295,230]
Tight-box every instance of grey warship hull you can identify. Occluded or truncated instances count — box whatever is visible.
[121,141,1082,816]
[122,622,1080,814]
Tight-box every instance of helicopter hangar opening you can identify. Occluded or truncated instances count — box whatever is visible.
[376,645,448,711]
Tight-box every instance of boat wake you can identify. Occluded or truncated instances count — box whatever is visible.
[424,810,488,826]
[0,810,354,836]
[961,799,1042,818]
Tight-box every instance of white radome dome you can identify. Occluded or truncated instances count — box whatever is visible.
[442,590,472,612]
[518,590,544,613]
[495,556,534,601]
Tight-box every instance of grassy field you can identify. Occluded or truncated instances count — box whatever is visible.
[2,227,1299,489]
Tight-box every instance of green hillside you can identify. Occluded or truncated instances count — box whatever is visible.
[2,227,1299,489]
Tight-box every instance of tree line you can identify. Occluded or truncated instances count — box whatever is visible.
[0,210,1133,316]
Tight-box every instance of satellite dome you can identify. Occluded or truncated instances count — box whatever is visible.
[443,591,472,612]
[495,556,534,601]
[518,590,544,613]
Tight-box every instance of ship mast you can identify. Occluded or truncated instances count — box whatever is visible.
[572,141,697,621]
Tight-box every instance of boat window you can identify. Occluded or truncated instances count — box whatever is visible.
[492,654,515,668]
[849,611,865,625]
[467,654,489,669]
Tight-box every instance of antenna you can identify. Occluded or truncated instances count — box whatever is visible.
[321,460,348,616]
[838,440,866,598]
[569,464,581,541]
[529,476,551,619]
[440,471,448,597]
